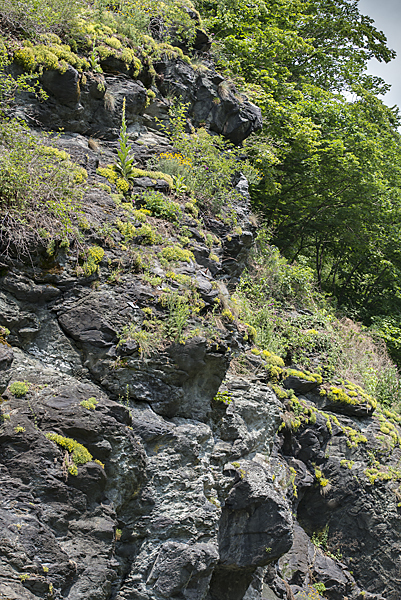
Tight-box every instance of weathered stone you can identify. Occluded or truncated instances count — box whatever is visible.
[155,58,262,144]
[283,374,319,395]
[209,461,293,600]
[1,43,399,600]
[307,388,375,417]
[218,461,293,568]
[147,541,219,599]
[1,274,61,303]
[0,344,13,372]
[41,66,80,106]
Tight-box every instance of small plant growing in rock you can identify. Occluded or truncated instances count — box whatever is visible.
[80,397,98,410]
[0,325,10,344]
[172,174,187,195]
[118,322,162,356]
[314,467,329,487]
[243,323,257,342]
[213,391,232,405]
[45,433,93,476]
[312,582,326,593]
[141,190,181,222]
[311,524,329,550]
[14,425,25,433]
[222,309,234,322]
[89,39,103,73]
[162,291,191,342]
[115,97,136,183]
[161,245,194,263]
[115,528,122,541]
[81,245,104,276]
[289,466,298,498]
[9,381,30,397]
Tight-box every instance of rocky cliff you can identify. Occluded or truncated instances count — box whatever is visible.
[1,39,401,600]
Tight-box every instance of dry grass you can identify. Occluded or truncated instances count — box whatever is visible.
[104,91,116,112]
[88,137,100,152]
[336,318,389,381]
[0,120,85,258]
[332,318,401,406]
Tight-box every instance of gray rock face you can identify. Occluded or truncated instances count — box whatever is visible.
[15,56,261,144]
[155,58,262,144]
[0,249,291,600]
[0,181,396,600]
[279,523,354,600]
[274,405,396,600]
[0,349,146,600]
[33,74,148,139]
[146,541,219,599]
[2,38,400,600]
[41,66,80,106]
[210,461,293,600]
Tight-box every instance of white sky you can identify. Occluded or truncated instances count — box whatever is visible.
[358,0,401,109]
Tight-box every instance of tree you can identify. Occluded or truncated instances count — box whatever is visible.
[197,0,401,321]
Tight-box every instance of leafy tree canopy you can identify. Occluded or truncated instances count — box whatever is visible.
[197,0,401,347]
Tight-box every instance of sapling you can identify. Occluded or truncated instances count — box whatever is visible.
[89,38,102,73]
[115,97,136,181]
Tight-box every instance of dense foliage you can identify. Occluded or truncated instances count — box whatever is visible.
[0,0,401,397]
[196,0,401,361]
[0,120,86,255]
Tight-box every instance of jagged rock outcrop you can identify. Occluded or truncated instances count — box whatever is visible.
[1,44,401,600]
[14,56,261,145]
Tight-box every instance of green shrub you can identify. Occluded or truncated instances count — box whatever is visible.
[45,432,92,475]
[81,246,104,276]
[97,165,173,189]
[117,322,162,356]
[370,315,401,365]
[114,97,137,182]
[0,36,47,110]
[132,208,149,222]
[0,326,10,345]
[135,223,160,245]
[161,245,194,263]
[14,40,90,74]
[185,201,198,217]
[213,391,232,405]
[80,397,98,410]
[116,219,136,240]
[103,0,199,47]
[140,190,181,222]
[0,120,85,255]
[261,350,285,367]
[233,229,401,412]
[285,369,322,385]
[162,291,190,342]
[9,381,30,397]
[156,103,260,214]
[326,383,376,409]
[0,0,83,37]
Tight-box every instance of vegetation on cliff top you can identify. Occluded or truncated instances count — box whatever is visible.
[0,0,401,411]
[198,0,401,363]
